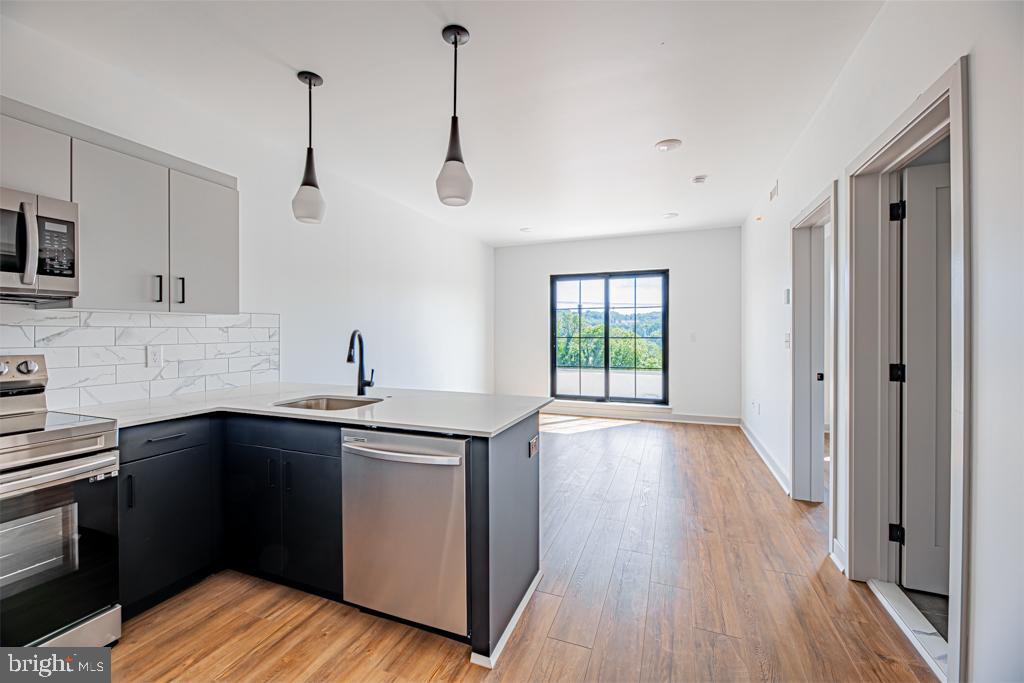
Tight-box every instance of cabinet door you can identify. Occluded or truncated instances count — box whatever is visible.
[282,450,342,595]
[0,116,71,200]
[223,444,283,576]
[119,445,213,609]
[169,170,238,313]
[72,139,169,310]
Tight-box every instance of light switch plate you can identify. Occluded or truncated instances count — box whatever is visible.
[146,345,164,368]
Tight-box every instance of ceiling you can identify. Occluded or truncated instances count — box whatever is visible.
[1,1,881,245]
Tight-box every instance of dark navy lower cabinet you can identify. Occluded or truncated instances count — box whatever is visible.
[118,443,214,617]
[281,450,342,595]
[223,443,285,577]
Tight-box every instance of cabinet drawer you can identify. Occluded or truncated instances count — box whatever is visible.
[224,415,340,457]
[120,416,210,463]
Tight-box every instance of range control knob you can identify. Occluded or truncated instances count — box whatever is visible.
[0,362,9,376]
[17,360,39,375]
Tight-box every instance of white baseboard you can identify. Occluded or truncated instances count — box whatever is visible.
[829,539,848,574]
[469,571,542,669]
[867,579,948,681]
[740,421,791,494]
[543,400,739,426]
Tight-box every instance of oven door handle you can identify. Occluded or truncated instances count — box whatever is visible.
[0,451,118,499]
[21,200,39,286]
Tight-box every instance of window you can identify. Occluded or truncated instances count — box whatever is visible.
[550,270,668,404]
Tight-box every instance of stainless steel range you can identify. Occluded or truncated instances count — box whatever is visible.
[0,353,121,647]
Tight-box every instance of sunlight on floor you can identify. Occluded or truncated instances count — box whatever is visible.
[539,413,638,434]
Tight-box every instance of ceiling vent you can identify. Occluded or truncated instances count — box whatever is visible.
[691,174,708,184]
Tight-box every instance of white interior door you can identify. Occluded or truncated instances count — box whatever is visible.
[901,162,951,595]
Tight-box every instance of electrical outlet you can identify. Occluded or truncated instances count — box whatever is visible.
[146,345,164,368]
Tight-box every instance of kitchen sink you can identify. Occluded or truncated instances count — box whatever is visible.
[274,395,383,411]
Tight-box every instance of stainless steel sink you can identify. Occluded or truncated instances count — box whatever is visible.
[274,395,383,411]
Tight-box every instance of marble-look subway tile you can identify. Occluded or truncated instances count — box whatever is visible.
[250,313,279,328]
[150,313,207,328]
[45,388,81,410]
[115,327,177,346]
[79,346,145,366]
[268,328,280,341]
[80,382,150,406]
[48,366,116,389]
[178,327,229,344]
[150,376,205,398]
[178,359,229,377]
[250,342,279,357]
[206,343,249,359]
[229,356,279,372]
[1,347,78,368]
[81,311,150,327]
[251,370,280,385]
[36,326,114,348]
[206,371,251,390]
[227,327,270,343]
[116,362,179,383]
[0,305,79,326]
[163,344,205,362]
[205,314,250,328]
[2,325,35,347]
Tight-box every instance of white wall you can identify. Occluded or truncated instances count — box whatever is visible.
[0,17,494,395]
[494,228,741,421]
[740,2,1022,679]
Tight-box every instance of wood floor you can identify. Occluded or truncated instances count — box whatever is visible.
[112,417,932,682]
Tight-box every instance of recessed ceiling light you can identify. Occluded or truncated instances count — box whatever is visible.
[754,215,765,222]
[662,212,679,220]
[691,174,708,184]
[519,227,533,232]
[655,138,682,152]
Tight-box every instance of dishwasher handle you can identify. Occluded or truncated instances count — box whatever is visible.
[342,443,462,466]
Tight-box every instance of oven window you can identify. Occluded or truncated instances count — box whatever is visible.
[0,476,117,646]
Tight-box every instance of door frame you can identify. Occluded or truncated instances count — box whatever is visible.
[789,182,839,527]
[844,57,970,681]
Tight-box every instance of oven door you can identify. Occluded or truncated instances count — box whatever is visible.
[0,451,118,646]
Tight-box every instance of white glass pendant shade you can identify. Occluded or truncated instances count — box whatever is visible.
[436,160,473,206]
[292,184,326,223]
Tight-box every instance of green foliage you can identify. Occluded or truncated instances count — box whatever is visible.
[556,308,663,370]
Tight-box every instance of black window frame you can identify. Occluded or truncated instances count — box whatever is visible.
[549,269,669,405]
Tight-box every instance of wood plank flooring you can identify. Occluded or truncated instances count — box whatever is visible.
[112,417,932,682]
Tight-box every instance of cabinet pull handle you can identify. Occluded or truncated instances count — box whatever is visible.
[155,274,164,303]
[267,458,274,488]
[177,277,186,304]
[145,432,186,444]
[284,461,292,492]
[127,474,135,509]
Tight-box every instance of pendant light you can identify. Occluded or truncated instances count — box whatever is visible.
[292,70,326,223]
[436,25,473,206]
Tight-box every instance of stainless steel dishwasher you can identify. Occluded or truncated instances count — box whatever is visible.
[341,428,468,635]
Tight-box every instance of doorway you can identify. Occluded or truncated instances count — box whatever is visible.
[790,182,839,555]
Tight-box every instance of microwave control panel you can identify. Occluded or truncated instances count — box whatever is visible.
[37,218,76,277]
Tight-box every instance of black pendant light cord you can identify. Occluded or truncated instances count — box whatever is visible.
[452,38,458,116]
[308,80,313,148]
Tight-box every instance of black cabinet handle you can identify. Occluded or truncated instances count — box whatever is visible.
[284,461,292,492]
[267,458,275,488]
[177,276,186,304]
[127,474,135,509]
[155,274,164,303]
[145,432,186,444]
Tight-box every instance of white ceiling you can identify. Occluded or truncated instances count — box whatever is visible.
[1,1,881,245]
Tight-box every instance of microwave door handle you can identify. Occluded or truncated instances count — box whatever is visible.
[21,200,38,285]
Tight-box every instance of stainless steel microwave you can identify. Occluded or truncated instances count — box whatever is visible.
[0,187,79,305]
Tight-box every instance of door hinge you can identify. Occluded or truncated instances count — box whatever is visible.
[889,523,905,545]
[889,200,906,221]
[889,363,906,382]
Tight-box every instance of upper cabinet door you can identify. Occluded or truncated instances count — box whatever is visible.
[169,170,239,314]
[72,139,169,311]
[0,115,71,199]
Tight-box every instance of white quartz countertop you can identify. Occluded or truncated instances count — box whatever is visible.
[67,382,552,438]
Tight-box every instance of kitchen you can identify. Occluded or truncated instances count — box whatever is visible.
[2,2,1021,682]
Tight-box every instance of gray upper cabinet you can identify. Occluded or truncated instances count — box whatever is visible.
[72,140,170,311]
[169,170,239,314]
[0,115,71,200]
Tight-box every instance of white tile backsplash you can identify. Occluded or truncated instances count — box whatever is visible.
[1,307,280,409]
